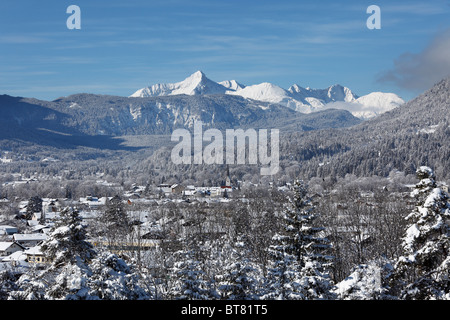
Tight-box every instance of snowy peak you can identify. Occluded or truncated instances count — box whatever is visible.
[130,72,404,119]
[219,80,246,92]
[355,92,404,110]
[325,92,405,120]
[130,70,227,97]
[228,82,290,102]
[288,83,358,103]
[327,84,358,102]
[353,92,405,119]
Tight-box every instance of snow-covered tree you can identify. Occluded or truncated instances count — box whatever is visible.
[216,240,259,300]
[87,251,153,300]
[36,207,96,299]
[13,206,155,300]
[12,208,94,300]
[25,196,42,220]
[169,248,209,300]
[0,270,20,300]
[263,180,335,300]
[333,260,393,300]
[101,195,131,247]
[41,207,96,269]
[263,232,303,300]
[391,166,450,299]
[12,268,47,300]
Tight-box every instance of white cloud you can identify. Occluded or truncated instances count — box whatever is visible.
[377,28,450,92]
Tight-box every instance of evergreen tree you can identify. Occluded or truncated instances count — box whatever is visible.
[391,166,450,299]
[11,268,47,300]
[41,207,96,269]
[264,180,335,300]
[25,196,42,220]
[333,259,393,300]
[217,240,258,300]
[169,248,209,300]
[88,251,153,300]
[38,207,96,299]
[0,270,19,300]
[40,208,96,300]
[263,232,302,299]
[13,207,154,300]
[101,195,131,248]
[11,208,95,300]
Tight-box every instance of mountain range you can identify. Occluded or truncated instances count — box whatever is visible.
[0,71,405,152]
[0,74,448,180]
[131,71,405,119]
[0,90,361,151]
[280,77,450,179]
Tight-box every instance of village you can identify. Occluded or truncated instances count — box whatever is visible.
[1,168,448,286]
[0,172,240,272]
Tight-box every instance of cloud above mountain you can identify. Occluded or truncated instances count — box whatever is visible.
[377,28,450,93]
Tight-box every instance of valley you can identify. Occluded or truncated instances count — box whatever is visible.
[0,74,449,301]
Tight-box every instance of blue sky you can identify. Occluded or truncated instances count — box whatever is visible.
[1,0,450,101]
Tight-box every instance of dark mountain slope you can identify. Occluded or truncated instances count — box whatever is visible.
[0,93,361,151]
[280,78,450,179]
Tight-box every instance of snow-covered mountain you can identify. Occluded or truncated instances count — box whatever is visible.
[131,71,404,119]
[218,79,246,91]
[324,92,406,120]
[288,83,358,105]
[353,92,405,119]
[0,93,362,149]
[130,71,228,97]
[229,82,359,114]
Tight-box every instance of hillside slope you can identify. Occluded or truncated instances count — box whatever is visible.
[280,77,450,179]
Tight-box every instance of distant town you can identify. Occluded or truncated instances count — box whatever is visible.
[0,169,253,271]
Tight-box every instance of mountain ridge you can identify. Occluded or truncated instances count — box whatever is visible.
[0,92,362,150]
[130,71,404,119]
[281,77,450,179]
[0,78,448,181]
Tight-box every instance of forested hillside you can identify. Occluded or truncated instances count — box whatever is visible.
[279,77,450,180]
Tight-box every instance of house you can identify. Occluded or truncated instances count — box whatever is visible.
[183,185,197,196]
[18,201,28,217]
[30,211,43,222]
[43,199,60,215]
[79,196,107,208]
[208,187,222,197]
[2,250,27,267]
[171,184,185,194]
[157,184,172,196]
[91,240,159,254]
[0,225,18,235]
[29,210,58,223]
[0,241,26,257]
[24,246,48,265]
[13,233,47,247]
[31,224,52,234]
